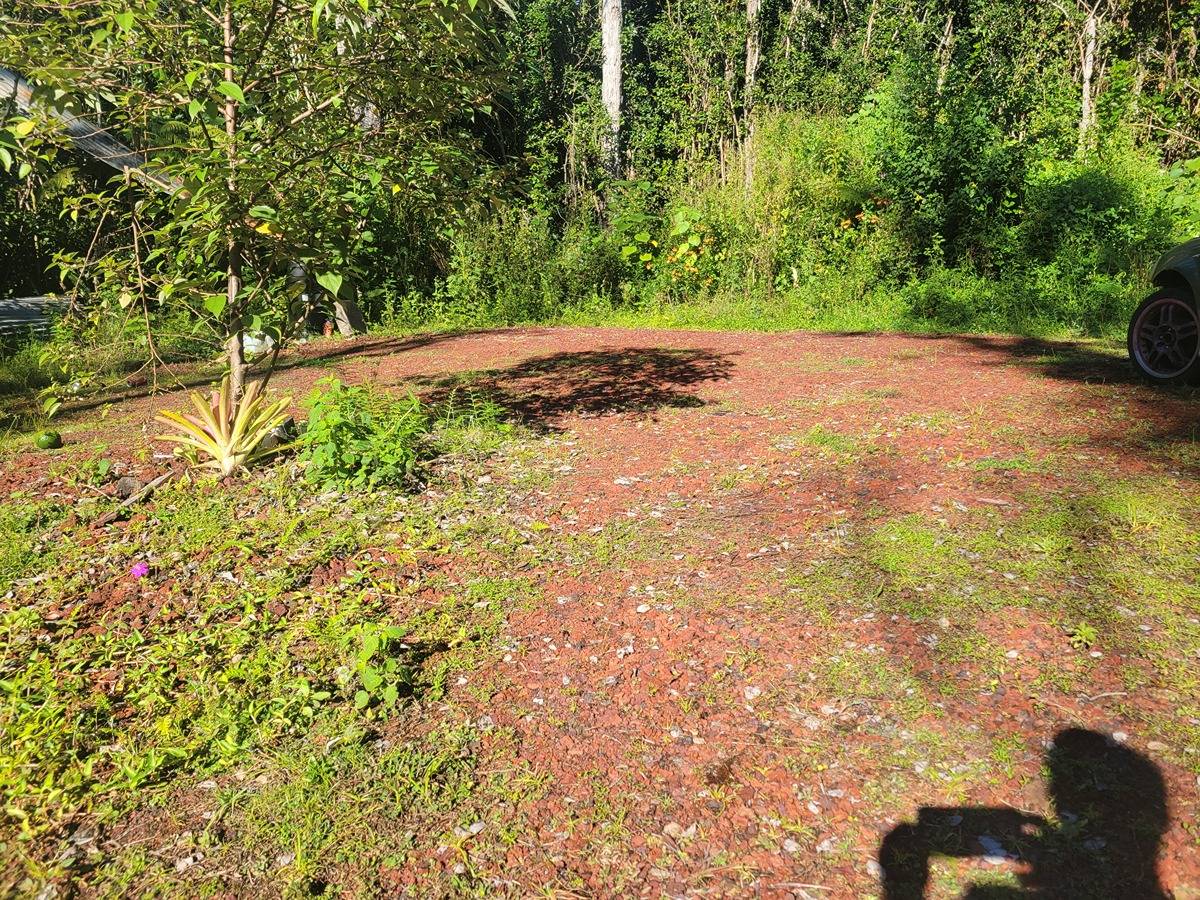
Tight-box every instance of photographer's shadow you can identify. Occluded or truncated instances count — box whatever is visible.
[879,728,1170,898]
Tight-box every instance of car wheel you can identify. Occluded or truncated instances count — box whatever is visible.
[1127,289,1200,385]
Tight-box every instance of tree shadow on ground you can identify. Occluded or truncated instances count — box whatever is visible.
[275,328,531,372]
[412,346,738,431]
[18,330,489,426]
[886,332,1200,454]
[879,728,1170,899]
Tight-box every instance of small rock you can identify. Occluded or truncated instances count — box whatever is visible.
[1147,741,1168,752]
[743,685,762,701]
[114,476,143,500]
[276,852,295,867]
[978,835,1011,865]
[867,859,883,878]
[174,851,203,873]
[663,821,693,841]
[782,838,801,854]
[816,837,836,853]
[1111,731,1129,744]
[636,603,652,613]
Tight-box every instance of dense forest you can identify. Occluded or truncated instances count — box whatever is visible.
[3,0,1200,348]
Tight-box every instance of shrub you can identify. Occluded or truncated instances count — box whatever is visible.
[298,378,428,490]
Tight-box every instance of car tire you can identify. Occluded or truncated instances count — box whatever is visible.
[1127,289,1200,386]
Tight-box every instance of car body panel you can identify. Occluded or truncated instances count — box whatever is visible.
[1151,236,1200,305]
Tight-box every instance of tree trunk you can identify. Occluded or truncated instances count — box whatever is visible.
[744,0,762,190]
[863,0,878,60]
[600,0,622,180]
[222,0,247,398]
[935,10,955,95]
[1079,4,1098,152]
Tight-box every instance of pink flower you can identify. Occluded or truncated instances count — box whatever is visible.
[130,562,150,579]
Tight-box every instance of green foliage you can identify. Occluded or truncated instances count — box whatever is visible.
[1,0,510,377]
[298,378,428,490]
[347,623,412,716]
[1067,621,1100,650]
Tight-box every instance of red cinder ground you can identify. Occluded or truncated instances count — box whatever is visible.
[5,327,1199,897]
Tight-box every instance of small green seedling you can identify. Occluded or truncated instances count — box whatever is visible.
[1067,621,1098,650]
[352,624,415,716]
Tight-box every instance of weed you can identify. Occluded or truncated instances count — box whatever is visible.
[299,378,428,489]
[1067,621,1099,650]
[800,425,860,455]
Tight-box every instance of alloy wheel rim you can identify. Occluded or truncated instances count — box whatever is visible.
[1133,297,1200,379]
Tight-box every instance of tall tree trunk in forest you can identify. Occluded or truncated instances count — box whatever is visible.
[744,0,762,190]
[935,10,955,95]
[222,0,246,400]
[600,0,622,181]
[863,0,878,60]
[1079,3,1099,152]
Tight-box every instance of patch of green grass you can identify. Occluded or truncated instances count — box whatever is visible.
[0,420,536,893]
[972,452,1038,473]
[234,727,478,891]
[0,499,64,593]
[799,424,861,456]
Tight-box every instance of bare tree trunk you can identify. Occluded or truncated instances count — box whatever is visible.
[743,0,762,191]
[1079,4,1098,152]
[863,0,878,60]
[222,0,247,399]
[935,10,955,95]
[600,0,622,180]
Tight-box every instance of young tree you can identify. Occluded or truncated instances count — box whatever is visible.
[2,0,507,397]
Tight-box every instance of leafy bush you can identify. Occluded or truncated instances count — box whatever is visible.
[409,208,623,328]
[298,378,428,490]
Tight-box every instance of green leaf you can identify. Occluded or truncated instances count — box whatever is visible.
[316,272,343,298]
[13,119,35,138]
[354,689,370,709]
[634,231,650,243]
[216,81,245,103]
[688,232,702,247]
[17,162,31,179]
[360,666,383,692]
[361,631,380,658]
[248,204,278,221]
[0,148,10,171]
[203,294,227,317]
[186,99,203,120]
[114,10,135,30]
[312,0,329,35]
